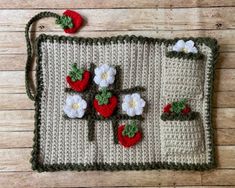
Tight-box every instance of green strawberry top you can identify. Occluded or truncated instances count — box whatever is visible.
[69,64,84,82]
[95,88,112,105]
[171,99,187,113]
[122,121,138,138]
[56,15,74,29]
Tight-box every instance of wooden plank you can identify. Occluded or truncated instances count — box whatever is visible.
[0,8,234,32]
[213,92,235,108]
[216,53,235,69]
[0,149,31,171]
[0,132,33,148]
[217,146,235,168]
[0,69,234,94]
[213,108,235,129]
[0,171,201,187]
[0,92,234,110]
[0,30,234,55]
[215,129,235,145]
[0,0,234,9]
[202,170,235,185]
[0,52,234,71]
[0,94,34,110]
[0,55,26,71]
[0,110,34,131]
[215,69,235,92]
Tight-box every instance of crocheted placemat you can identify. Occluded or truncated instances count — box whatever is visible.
[25,10,219,172]
[29,34,218,172]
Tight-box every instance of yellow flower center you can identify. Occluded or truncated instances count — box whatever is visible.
[129,99,137,108]
[183,48,188,53]
[101,72,108,80]
[72,103,80,110]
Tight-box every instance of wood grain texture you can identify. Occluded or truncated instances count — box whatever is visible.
[0,0,234,9]
[0,8,234,32]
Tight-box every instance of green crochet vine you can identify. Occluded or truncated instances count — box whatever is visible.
[30,32,218,172]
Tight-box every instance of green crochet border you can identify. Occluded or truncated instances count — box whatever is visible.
[31,34,219,172]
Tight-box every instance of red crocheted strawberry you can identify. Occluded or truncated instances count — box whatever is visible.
[163,103,172,113]
[118,122,142,148]
[93,88,118,118]
[66,64,91,92]
[56,10,83,34]
[181,105,191,115]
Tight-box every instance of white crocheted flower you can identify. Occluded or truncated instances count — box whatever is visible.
[172,40,198,54]
[64,95,87,118]
[122,93,146,117]
[94,64,116,88]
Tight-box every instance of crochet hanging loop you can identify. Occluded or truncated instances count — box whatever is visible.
[25,11,61,101]
[25,10,83,101]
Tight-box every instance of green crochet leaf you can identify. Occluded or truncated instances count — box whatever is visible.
[56,15,74,29]
[69,64,84,82]
[122,121,138,138]
[171,99,187,114]
[95,88,112,105]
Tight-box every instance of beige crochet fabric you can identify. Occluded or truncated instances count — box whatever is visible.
[37,36,213,167]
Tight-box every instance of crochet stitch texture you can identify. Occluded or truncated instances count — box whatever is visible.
[31,34,218,171]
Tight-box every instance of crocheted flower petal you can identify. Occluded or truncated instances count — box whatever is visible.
[108,66,116,75]
[64,106,76,118]
[191,46,198,53]
[140,99,146,107]
[73,95,82,103]
[126,108,135,117]
[134,107,143,115]
[132,93,141,100]
[99,79,109,87]
[173,40,185,51]
[123,94,131,102]
[185,40,195,48]
[122,102,129,111]
[66,95,74,106]
[76,109,85,118]
[100,64,109,72]
[106,74,115,84]
[94,67,102,75]
[80,99,87,109]
[94,75,101,85]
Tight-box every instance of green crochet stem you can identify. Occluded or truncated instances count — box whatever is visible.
[69,64,84,81]
[95,88,112,105]
[122,121,138,138]
[25,11,60,101]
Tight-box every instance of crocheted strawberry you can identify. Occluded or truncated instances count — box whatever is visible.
[182,105,191,115]
[163,103,172,113]
[118,122,142,148]
[93,88,118,118]
[66,64,91,92]
[56,10,83,34]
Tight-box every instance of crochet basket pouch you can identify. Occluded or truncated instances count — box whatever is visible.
[25,11,219,172]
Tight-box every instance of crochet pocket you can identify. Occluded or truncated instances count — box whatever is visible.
[160,120,204,155]
[162,56,205,99]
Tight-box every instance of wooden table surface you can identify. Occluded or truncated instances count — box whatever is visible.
[0,1,235,187]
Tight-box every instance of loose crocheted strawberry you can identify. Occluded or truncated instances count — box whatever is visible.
[93,89,118,118]
[66,64,91,92]
[118,122,142,148]
[163,103,172,113]
[56,10,83,34]
[181,105,191,115]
